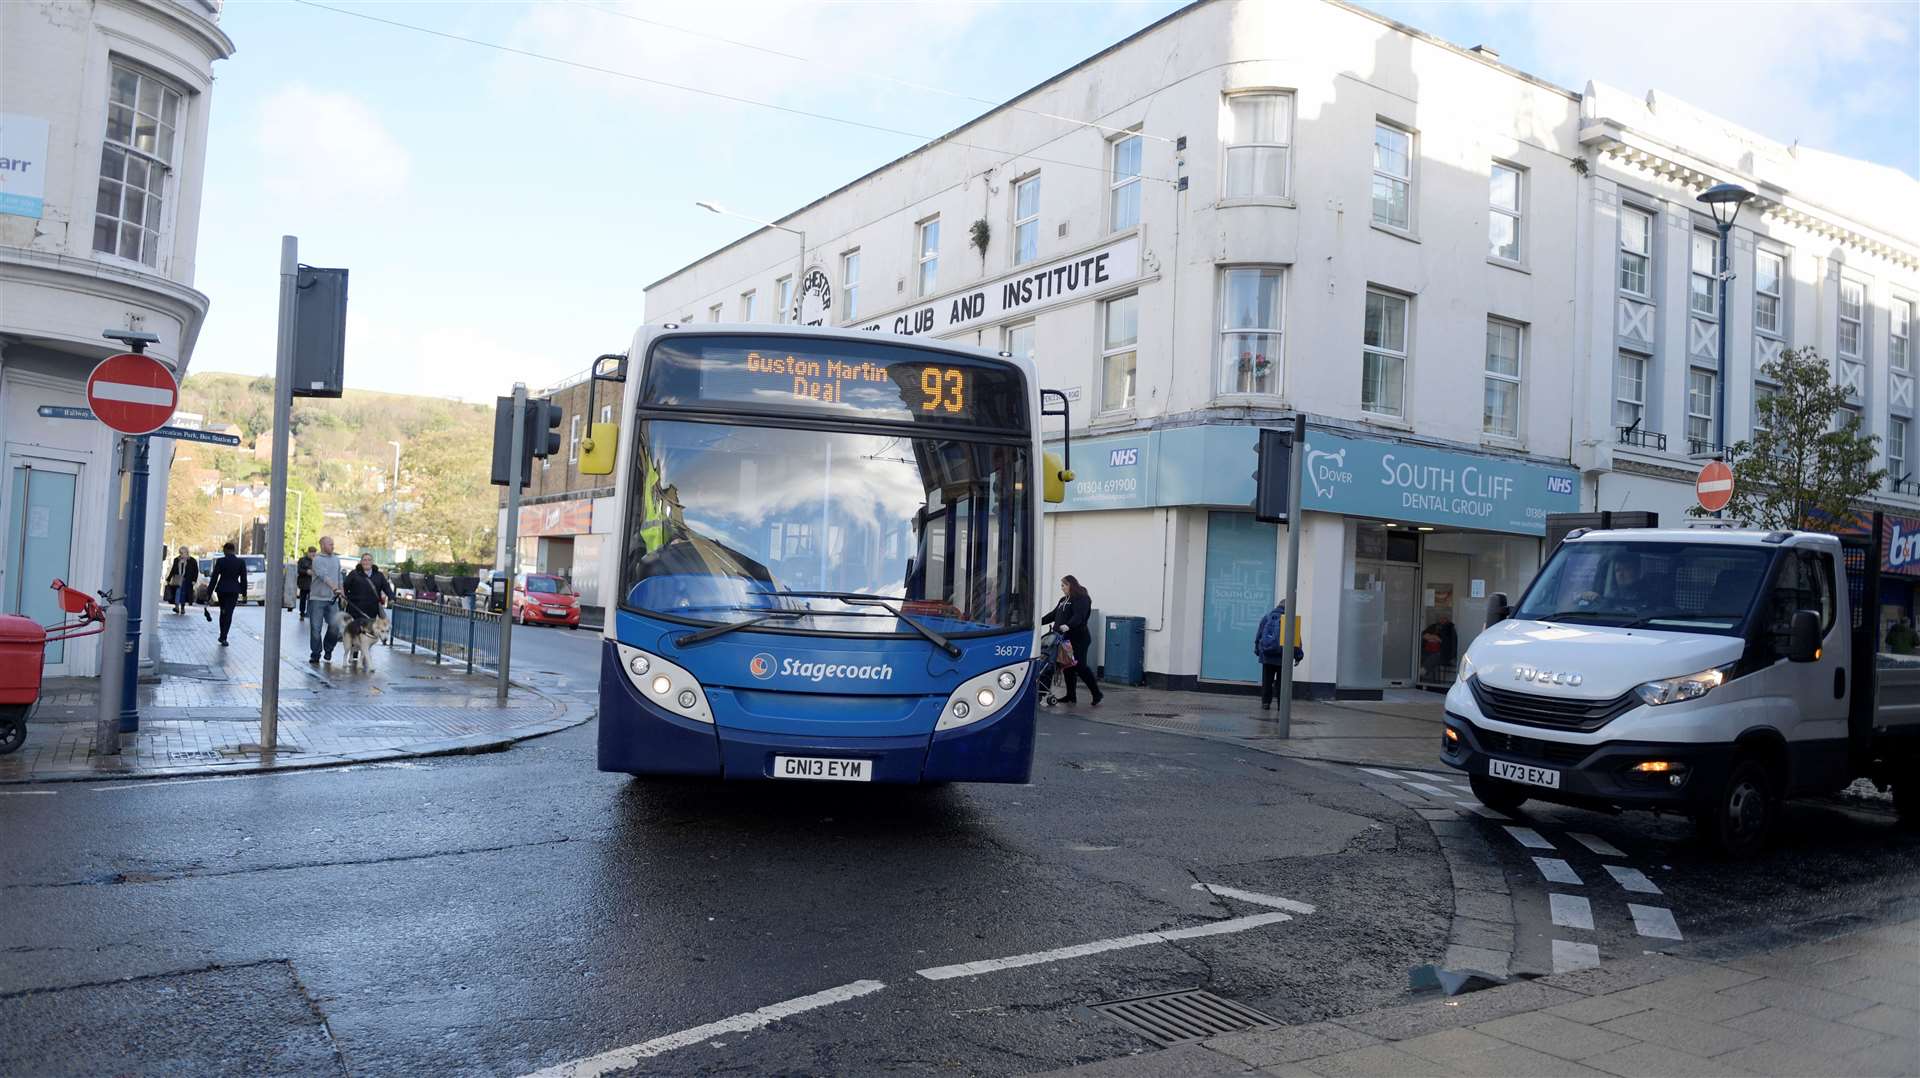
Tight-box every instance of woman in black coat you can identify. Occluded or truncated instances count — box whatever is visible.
[1041,574,1103,706]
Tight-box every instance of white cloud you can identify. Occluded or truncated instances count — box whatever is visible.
[345,313,577,403]
[256,86,411,203]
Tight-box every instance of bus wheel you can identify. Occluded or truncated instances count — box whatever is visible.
[1696,757,1776,858]
[1469,775,1527,814]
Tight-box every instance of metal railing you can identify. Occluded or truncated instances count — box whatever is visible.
[1687,437,1728,459]
[388,597,503,675]
[1617,425,1667,451]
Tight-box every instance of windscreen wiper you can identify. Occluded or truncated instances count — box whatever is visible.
[755,590,963,658]
[674,611,804,647]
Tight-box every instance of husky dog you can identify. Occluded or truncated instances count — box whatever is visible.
[342,612,391,670]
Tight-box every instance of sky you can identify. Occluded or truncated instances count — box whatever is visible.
[188,0,1920,402]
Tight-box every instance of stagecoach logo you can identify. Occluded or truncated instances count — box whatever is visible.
[1513,665,1583,687]
[749,653,776,680]
[747,653,897,683]
[793,267,832,327]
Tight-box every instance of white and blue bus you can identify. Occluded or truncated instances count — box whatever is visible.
[589,323,1069,784]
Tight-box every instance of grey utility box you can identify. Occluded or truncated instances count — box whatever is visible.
[1101,615,1146,685]
[291,265,349,398]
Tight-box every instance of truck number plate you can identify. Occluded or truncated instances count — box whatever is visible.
[773,756,872,782]
[1489,758,1560,790]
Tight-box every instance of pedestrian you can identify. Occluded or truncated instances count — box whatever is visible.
[1253,601,1305,710]
[307,535,345,664]
[166,547,199,615]
[1420,613,1458,683]
[1041,574,1103,706]
[1889,617,1917,655]
[343,553,395,621]
[205,541,248,646]
[296,546,316,620]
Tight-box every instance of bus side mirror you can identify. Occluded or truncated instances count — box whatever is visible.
[1788,610,1822,662]
[1485,592,1510,628]
[579,422,618,475]
[1043,451,1074,504]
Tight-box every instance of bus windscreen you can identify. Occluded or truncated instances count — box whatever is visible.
[643,334,1028,431]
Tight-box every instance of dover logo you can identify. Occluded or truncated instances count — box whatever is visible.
[748,653,777,680]
[1305,444,1351,500]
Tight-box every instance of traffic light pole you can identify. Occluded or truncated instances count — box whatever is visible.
[498,384,527,704]
[261,234,298,753]
[1276,413,1306,739]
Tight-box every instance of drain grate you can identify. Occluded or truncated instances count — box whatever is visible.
[1094,989,1277,1046]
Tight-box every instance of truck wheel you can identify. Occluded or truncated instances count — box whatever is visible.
[0,715,25,755]
[1469,775,1528,814]
[1695,757,1777,858]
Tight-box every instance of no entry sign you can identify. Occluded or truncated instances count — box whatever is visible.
[85,352,177,435]
[1696,459,1735,513]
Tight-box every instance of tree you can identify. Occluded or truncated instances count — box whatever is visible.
[1696,348,1885,529]
[393,423,496,563]
[284,477,324,554]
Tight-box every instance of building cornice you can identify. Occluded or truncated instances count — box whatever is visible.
[106,0,236,63]
[0,246,211,362]
[1581,121,1920,273]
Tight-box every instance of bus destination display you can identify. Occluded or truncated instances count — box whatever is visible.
[645,335,1026,430]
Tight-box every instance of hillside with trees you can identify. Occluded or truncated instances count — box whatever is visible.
[163,373,497,567]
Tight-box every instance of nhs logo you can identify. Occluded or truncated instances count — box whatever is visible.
[1108,447,1139,467]
[1545,475,1574,496]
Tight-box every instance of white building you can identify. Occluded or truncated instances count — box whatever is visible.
[1,0,233,675]
[642,0,1919,696]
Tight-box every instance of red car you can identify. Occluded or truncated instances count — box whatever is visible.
[511,573,581,628]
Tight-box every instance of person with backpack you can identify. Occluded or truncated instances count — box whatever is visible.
[1254,601,1304,711]
[1040,574,1103,706]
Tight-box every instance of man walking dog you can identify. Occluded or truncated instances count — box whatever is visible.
[307,536,345,664]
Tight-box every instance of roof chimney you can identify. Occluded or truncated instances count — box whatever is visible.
[1469,44,1500,60]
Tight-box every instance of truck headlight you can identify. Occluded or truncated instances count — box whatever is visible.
[1633,664,1734,706]
[1455,655,1475,685]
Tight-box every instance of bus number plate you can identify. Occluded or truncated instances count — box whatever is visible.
[774,756,872,782]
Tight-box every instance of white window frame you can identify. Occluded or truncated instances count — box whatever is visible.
[1483,318,1524,439]
[1099,293,1139,414]
[1108,133,1142,233]
[1687,368,1716,449]
[1753,381,1776,434]
[841,249,861,322]
[1361,288,1410,418]
[775,275,794,324]
[568,414,583,463]
[1690,230,1719,318]
[1488,162,1523,264]
[1003,321,1035,365]
[1615,350,1649,431]
[1891,416,1909,487]
[916,216,940,297]
[1370,121,1413,233]
[1840,278,1865,359]
[94,62,185,269]
[1619,206,1653,297]
[1216,266,1285,397]
[600,404,612,424]
[1011,173,1040,266]
[1754,248,1785,337]
[1893,297,1913,373]
[740,290,756,322]
[707,302,723,323]
[1222,91,1292,201]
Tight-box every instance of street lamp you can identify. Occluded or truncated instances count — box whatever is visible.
[696,201,806,322]
[1697,182,1754,462]
[387,440,401,561]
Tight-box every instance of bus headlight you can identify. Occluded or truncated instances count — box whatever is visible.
[614,642,714,725]
[939,662,1031,731]
[1633,664,1735,706]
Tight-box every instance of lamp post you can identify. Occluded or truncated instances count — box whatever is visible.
[387,440,401,561]
[1697,182,1754,464]
[696,201,805,321]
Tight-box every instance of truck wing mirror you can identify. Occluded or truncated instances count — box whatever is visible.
[1486,592,1511,628]
[1788,609,1822,663]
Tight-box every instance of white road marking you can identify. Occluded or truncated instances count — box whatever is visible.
[1604,865,1662,895]
[1503,826,1556,850]
[1455,800,1507,820]
[1549,893,1594,931]
[1533,857,1583,885]
[1190,883,1317,914]
[1569,833,1626,858]
[1405,781,1452,798]
[1357,767,1404,780]
[91,380,174,406]
[0,789,57,796]
[520,979,886,1077]
[1627,904,1683,940]
[1551,939,1601,973]
[1398,770,1452,782]
[917,912,1294,981]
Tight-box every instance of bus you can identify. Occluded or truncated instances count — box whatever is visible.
[588,323,1070,784]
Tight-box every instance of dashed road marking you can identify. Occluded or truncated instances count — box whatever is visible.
[1549,893,1594,931]
[1604,865,1662,895]
[1405,781,1452,798]
[916,911,1294,981]
[519,979,886,1077]
[1455,800,1507,820]
[1503,825,1556,850]
[1533,857,1583,885]
[0,789,57,796]
[1357,767,1404,780]
[1569,833,1626,858]
[1190,883,1317,914]
[1551,939,1601,973]
[1628,904,1683,940]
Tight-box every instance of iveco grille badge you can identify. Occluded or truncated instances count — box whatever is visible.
[1513,665,1584,687]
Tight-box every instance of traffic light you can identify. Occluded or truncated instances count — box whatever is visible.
[1253,427,1291,523]
[529,398,564,459]
[489,396,529,488]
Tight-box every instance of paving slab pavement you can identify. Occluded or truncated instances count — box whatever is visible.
[0,604,591,783]
[1067,682,1448,770]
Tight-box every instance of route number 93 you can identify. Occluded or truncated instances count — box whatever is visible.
[918,366,967,414]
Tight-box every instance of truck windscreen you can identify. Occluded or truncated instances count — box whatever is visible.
[1515,541,1776,634]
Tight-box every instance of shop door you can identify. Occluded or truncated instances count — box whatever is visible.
[1419,552,1470,688]
[2,456,81,666]
[1200,511,1276,684]
[1376,563,1418,686]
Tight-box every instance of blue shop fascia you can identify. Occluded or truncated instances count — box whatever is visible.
[1043,417,1579,697]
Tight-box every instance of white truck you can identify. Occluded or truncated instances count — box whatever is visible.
[1442,520,1920,856]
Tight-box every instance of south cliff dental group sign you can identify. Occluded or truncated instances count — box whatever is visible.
[1299,430,1579,535]
[860,234,1142,339]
